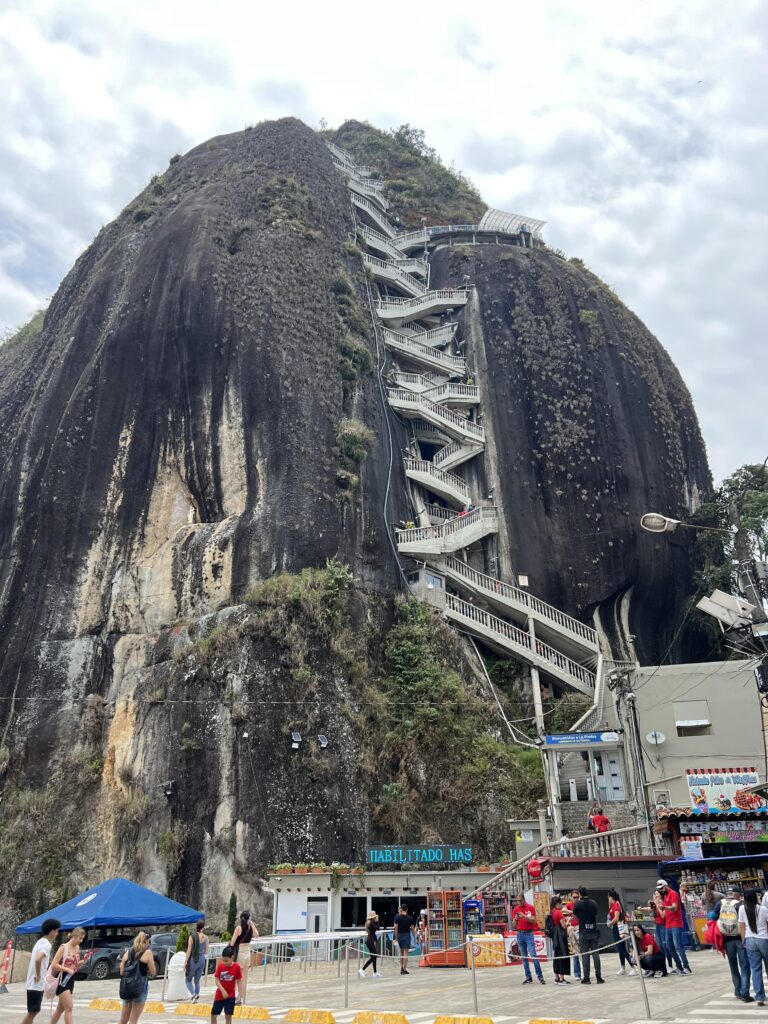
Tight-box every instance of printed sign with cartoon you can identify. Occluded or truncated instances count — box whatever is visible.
[686,767,767,815]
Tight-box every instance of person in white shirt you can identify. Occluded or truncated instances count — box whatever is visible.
[738,890,768,1005]
[21,919,60,1024]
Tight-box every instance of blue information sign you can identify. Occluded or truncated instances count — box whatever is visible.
[544,731,620,746]
[366,844,473,865]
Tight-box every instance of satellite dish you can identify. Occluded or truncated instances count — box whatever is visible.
[646,730,666,745]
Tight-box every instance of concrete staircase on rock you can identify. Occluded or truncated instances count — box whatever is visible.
[328,140,603,702]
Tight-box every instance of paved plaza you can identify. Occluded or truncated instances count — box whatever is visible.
[0,950,745,1024]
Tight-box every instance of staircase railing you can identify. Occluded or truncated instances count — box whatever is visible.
[468,824,654,898]
[382,331,466,373]
[445,595,596,690]
[443,557,598,647]
[396,506,498,549]
[362,253,425,295]
[392,228,429,249]
[387,389,485,440]
[375,288,467,312]
[423,382,480,403]
[403,458,469,499]
[432,440,483,468]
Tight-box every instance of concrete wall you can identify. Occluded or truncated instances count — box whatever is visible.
[605,660,762,808]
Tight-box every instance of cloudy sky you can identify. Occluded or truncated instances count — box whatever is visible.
[1,0,765,482]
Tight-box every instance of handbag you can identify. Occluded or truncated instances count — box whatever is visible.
[618,922,629,939]
[43,967,58,1001]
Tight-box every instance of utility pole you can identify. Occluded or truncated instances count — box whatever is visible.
[730,501,767,621]
[608,669,652,842]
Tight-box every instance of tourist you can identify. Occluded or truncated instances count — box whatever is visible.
[591,807,610,833]
[714,886,751,1002]
[563,891,580,980]
[118,932,157,1024]
[608,888,636,976]
[393,904,415,976]
[703,880,725,912]
[359,911,381,978]
[739,889,768,1006]
[185,921,209,1002]
[656,880,691,975]
[573,886,603,984]
[21,918,60,1024]
[49,927,85,1024]
[585,801,599,831]
[548,896,570,985]
[632,924,666,977]
[651,889,672,971]
[210,946,241,1024]
[511,893,544,985]
[230,911,257,1004]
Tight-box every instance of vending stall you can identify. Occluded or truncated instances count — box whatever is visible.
[424,890,466,967]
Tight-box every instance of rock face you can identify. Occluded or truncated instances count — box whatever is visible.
[0,117,711,926]
[430,244,710,664]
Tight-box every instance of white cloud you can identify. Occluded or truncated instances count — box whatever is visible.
[1,0,766,481]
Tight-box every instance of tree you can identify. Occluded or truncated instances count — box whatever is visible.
[691,461,768,597]
[227,892,237,936]
[176,924,190,953]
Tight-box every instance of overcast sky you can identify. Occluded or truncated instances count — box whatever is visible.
[1,1,765,482]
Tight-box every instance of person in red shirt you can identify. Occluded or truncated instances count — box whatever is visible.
[512,894,544,984]
[591,808,610,833]
[656,879,690,974]
[652,896,673,971]
[632,924,667,977]
[211,947,242,1024]
[549,895,571,985]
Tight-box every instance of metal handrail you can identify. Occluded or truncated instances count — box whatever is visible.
[443,557,598,646]
[347,176,389,210]
[423,382,480,402]
[392,229,429,249]
[432,440,483,468]
[350,193,396,237]
[375,288,467,311]
[396,506,498,546]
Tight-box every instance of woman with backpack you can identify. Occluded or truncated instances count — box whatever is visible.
[49,928,85,1024]
[185,921,209,1002]
[548,895,571,985]
[118,932,157,1024]
[230,911,258,1004]
[715,887,752,1002]
[608,889,636,976]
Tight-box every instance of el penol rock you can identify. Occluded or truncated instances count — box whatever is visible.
[0,118,710,928]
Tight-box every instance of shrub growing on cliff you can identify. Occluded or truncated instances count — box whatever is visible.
[336,419,375,465]
[1,307,46,350]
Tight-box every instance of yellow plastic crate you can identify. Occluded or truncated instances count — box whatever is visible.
[285,1010,336,1024]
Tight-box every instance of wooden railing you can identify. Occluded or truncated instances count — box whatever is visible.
[443,557,598,647]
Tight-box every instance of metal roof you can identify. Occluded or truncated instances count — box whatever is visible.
[478,208,546,239]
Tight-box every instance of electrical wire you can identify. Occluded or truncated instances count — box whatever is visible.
[633,576,714,692]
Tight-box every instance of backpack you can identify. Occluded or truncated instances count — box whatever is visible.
[718,899,740,938]
[544,914,555,939]
[119,950,144,1001]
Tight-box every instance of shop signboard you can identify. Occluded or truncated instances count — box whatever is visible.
[679,839,703,859]
[366,844,473,865]
[685,767,767,815]
[681,820,768,843]
[544,731,620,748]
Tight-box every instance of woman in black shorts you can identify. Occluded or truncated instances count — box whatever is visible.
[50,927,85,1024]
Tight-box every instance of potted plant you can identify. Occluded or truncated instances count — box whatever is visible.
[277,862,294,875]
[330,862,350,894]
[294,863,309,874]
[310,862,328,874]
[477,863,490,872]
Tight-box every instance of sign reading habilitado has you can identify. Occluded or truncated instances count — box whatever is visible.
[686,766,767,814]
[366,844,473,865]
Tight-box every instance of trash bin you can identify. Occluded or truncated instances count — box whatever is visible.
[165,951,189,1001]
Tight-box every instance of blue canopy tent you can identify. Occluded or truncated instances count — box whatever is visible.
[16,878,202,934]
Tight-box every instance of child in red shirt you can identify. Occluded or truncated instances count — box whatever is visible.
[212,947,242,1024]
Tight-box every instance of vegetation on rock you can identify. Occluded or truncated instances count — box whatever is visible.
[324,120,485,227]
[1,307,46,349]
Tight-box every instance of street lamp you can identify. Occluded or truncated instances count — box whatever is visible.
[640,512,731,535]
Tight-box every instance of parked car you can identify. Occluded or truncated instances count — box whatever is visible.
[150,931,179,975]
[76,934,134,981]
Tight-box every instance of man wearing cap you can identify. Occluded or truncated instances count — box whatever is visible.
[714,887,753,1002]
[656,880,691,975]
